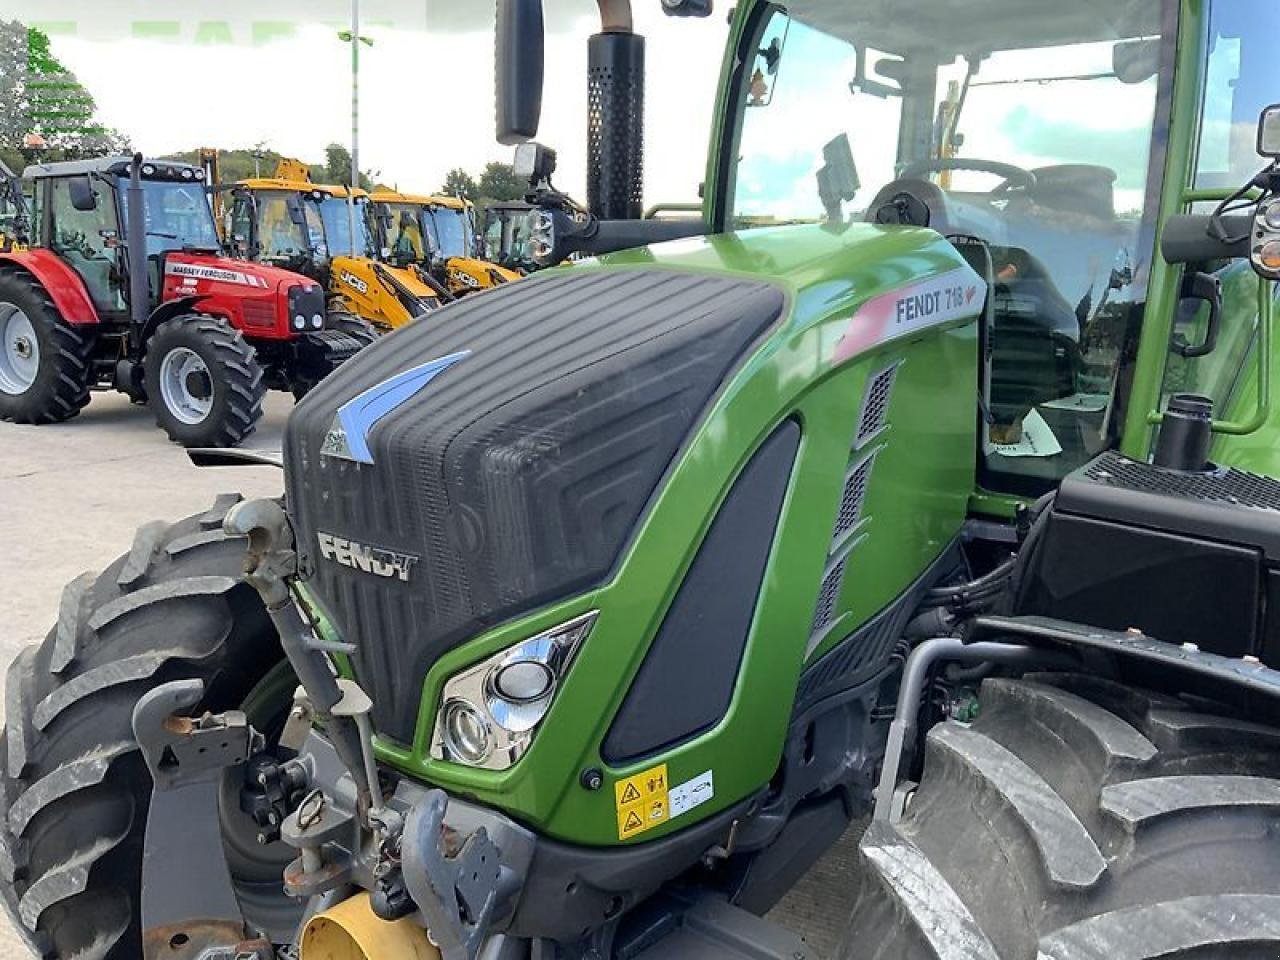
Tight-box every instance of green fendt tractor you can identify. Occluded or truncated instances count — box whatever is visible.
[5,1,1280,958]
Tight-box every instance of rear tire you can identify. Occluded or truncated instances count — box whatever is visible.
[0,271,92,425]
[144,315,265,447]
[0,498,285,959]
[843,672,1280,960]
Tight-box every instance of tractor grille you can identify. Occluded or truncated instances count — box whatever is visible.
[285,269,785,742]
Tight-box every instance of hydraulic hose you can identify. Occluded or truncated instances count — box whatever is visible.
[872,637,1078,820]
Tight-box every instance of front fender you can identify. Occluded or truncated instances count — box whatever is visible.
[142,295,206,343]
[0,249,100,324]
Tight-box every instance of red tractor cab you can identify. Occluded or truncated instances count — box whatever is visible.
[0,154,375,446]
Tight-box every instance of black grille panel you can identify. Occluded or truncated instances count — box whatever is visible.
[855,362,900,448]
[1083,451,1280,509]
[833,450,876,544]
[286,269,785,741]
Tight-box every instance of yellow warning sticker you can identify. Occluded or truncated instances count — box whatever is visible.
[614,763,669,840]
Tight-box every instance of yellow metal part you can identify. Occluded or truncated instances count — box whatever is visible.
[443,255,521,293]
[329,254,438,330]
[369,190,521,296]
[275,156,313,183]
[300,891,439,960]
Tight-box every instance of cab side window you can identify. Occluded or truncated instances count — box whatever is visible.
[48,177,122,312]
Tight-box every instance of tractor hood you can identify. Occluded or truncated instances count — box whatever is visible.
[163,251,316,296]
[284,223,981,745]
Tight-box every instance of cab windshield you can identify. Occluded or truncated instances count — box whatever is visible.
[128,180,220,256]
[244,190,324,269]
[381,202,430,264]
[427,206,470,259]
[728,0,1170,493]
[317,195,373,258]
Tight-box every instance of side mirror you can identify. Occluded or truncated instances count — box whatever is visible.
[661,0,713,16]
[495,0,544,145]
[817,134,860,221]
[1258,103,1280,159]
[1113,37,1161,85]
[68,175,97,212]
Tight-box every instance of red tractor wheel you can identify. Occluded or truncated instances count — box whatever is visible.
[144,315,266,447]
[0,271,92,424]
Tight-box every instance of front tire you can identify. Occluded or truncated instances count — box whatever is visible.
[842,673,1280,959]
[0,271,93,425]
[0,499,286,959]
[145,315,265,447]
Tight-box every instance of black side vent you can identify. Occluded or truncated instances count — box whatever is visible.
[811,553,848,635]
[832,450,877,547]
[807,536,863,655]
[601,421,801,764]
[855,362,901,449]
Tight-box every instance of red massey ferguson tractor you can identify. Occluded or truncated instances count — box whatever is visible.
[0,154,376,446]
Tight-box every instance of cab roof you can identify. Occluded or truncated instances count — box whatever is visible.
[370,190,471,211]
[238,177,369,200]
[24,156,205,182]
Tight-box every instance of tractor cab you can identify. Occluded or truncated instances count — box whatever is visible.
[513,0,1280,500]
[369,190,520,297]
[23,157,221,317]
[223,178,363,282]
[0,155,372,445]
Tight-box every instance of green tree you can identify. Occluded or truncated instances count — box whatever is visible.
[441,167,478,200]
[0,20,128,165]
[166,146,284,183]
[477,162,524,203]
[319,143,373,190]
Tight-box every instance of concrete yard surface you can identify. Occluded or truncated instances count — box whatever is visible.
[0,389,863,959]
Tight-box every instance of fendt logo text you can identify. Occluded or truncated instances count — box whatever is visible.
[317,531,418,582]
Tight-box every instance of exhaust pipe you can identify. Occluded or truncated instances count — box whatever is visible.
[126,154,150,347]
[587,23,645,220]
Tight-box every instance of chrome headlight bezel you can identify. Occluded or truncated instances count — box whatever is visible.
[430,611,597,770]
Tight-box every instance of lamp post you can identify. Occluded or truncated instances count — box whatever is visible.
[339,4,374,256]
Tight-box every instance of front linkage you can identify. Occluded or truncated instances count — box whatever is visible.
[130,498,533,960]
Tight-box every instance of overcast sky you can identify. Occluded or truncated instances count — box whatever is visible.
[9,1,728,204]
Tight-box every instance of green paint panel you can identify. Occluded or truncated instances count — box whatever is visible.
[369,223,978,846]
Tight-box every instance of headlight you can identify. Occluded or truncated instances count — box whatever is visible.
[530,209,556,264]
[293,315,307,330]
[430,611,597,769]
[442,700,492,763]
[311,314,324,330]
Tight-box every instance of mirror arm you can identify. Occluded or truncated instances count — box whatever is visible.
[597,0,633,32]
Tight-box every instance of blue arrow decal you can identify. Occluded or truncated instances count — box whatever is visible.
[326,350,470,464]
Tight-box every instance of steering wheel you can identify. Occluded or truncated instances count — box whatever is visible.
[897,158,1037,196]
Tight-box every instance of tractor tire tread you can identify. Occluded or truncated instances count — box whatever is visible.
[146,316,264,447]
[0,504,278,959]
[0,272,92,425]
[842,672,1280,959]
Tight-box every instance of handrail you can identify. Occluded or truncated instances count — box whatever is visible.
[1148,277,1275,435]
